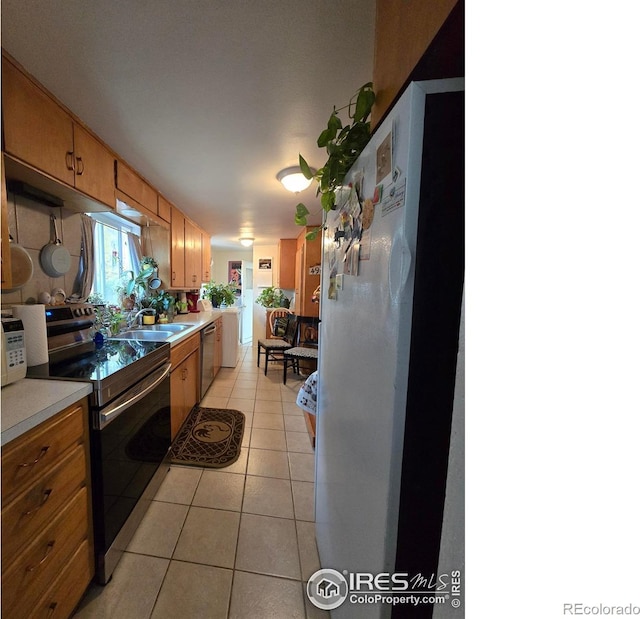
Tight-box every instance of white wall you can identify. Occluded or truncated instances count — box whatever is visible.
[252,243,278,343]
[211,248,253,285]
[1,191,84,308]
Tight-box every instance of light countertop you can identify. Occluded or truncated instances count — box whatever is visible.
[1,379,93,446]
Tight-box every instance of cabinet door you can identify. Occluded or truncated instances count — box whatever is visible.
[184,351,199,410]
[170,368,185,439]
[294,244,303,314]
[170,350,200,439]
[116,160,157,214]
[184,220,201,288]
[1,158,11,290]
[170,208,186,288]
[300,234,321,317]
[201,231,211,283]
[277,240,296,289]
[2,57,74,186]
[158,195,172,223]
[73,125,115,207]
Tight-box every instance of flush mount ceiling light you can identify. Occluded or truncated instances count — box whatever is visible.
[276,166,315,193]
[239,237,254,247]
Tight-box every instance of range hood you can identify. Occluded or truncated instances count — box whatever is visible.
[3,153,113,214]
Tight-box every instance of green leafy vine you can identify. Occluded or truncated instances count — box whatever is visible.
[295,82,375,240]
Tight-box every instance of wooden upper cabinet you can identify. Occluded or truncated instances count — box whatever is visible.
[277,239,296,289]
[184,219,201,287]
[2,55,116,207]
[294,228,320,317]
[2,56,75,186]
[73,125,116,207]
[170,207,186,288]
[115,160,157,215]
[372,0,459,127]
[201,231,211,283]
[157,194,172,223]
[169,208,206,289]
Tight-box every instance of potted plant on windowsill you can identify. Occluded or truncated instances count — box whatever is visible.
[203,282,237,308]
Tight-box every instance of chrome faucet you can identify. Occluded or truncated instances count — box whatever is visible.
[128,307,156,328]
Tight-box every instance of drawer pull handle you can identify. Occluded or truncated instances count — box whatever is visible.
[23,488,52,516]
[19,446,50,467]
[26,541,55,572]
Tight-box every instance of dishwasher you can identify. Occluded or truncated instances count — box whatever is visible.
[200,321,217,396]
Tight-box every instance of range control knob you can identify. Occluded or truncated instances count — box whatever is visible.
[74,308,83,317]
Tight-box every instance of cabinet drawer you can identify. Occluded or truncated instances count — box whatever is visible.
[2,487,90,619]
[1,402,86,505]
[170,332,200,369]
[2,445,86,567]
[27,538,93,619]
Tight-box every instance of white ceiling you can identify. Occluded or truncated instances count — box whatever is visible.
[1,0,375,249]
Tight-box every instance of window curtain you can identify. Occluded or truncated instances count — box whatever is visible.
[73,214,96,301]
[127,231,143,274]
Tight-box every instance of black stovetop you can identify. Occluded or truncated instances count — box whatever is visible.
[27,339,170,407]
[29,339,165,381]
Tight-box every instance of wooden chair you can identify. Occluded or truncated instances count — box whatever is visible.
[268,308,293,338]
[257,315,298,376]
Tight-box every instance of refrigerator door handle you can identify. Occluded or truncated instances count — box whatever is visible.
[388,232,413,304]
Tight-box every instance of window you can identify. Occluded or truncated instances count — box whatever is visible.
[90,212,141,306]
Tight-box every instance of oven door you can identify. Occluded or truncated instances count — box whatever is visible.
[90,362,171,584]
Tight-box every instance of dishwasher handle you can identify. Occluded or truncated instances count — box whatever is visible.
[203,325,217,336]
[97,362,171,430]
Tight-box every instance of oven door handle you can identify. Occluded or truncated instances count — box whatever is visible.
[98,362,171,430]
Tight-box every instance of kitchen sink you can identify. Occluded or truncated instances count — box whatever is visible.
[110,322,196,341]
[134,323,194,333]
[110,330,172,341]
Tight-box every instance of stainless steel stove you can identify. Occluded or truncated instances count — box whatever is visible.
[27,304,170,408]
[27,304,172,584]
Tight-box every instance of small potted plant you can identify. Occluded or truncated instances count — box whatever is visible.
[255,286,290,308]
[202,282,237,308]
[148,290,175,322]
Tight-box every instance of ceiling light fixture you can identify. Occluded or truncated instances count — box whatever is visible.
[239,237,254,247]
[276,166,315,193]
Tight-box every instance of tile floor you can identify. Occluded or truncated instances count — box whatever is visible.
[74,345,327,619]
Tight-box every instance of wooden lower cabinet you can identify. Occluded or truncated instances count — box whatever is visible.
[2,489,90,618]
[170,333,200,438]
[27,540,93,619]
[1,399,93,619]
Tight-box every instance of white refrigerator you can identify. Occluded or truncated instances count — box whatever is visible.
[315,79,464,619]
